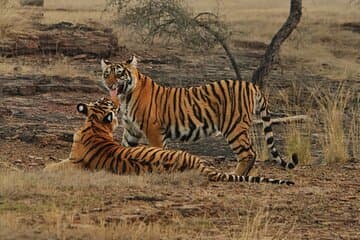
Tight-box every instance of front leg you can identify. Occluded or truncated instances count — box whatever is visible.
[43,159,81,172]
[122,127,146,147]
[146,125,165,148]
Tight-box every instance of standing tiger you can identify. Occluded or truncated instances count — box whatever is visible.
[101,56,298,176]
[44,97,294,185]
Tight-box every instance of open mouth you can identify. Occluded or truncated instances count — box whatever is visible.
[109,83,124,97]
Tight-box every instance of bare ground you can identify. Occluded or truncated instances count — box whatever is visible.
[1,16,360,240]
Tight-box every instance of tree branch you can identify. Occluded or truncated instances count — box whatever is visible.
[251,0,302,87]
[195,19,242,80]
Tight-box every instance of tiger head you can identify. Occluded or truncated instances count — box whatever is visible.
[76,97,120,132]
[101,56,138,97]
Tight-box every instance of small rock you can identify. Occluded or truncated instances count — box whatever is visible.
[29,162,39,166]
[217,192,224,197]
[13,159,23,164]
[19,131,35,143]
[72,213,81,224]
[89,208,103,213]
[215,156,226,161]
[18,86,37,96]
[73,54,88,60]
[19,0,44,7]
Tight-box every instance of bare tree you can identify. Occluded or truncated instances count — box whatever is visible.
[107,0,242,80]
[252,0,302,87]
[107,0,302,87]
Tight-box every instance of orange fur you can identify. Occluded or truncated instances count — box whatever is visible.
[101,57,298,176]
[44,97,294,185]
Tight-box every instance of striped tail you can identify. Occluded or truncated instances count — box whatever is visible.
[260,108,299,170]
[197,160,294,185]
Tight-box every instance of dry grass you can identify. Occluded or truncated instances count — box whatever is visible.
[238,206,295,240]
[0,169,195,239]
[190,0,360,82]
[44,0,106,10]
[276,81,313,165]
[286,124,312,165]
[349,98,360,160]
[0,56,93,77]
[40,0,113,24]
[313,83,350,163]
[0,211,178,240]
[0,0,26,37]
[0,169,294,239]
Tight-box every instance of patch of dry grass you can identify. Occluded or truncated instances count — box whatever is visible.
[0,168,296,239]
[0,211,178,240]
[286,124,312,165]
[313,83,350,163]
[189,0,360,82]
[276,81,313,165]
[0,0,27,37]
[44,0,106,10]
[0,56,94,77]
[349,97,360,160]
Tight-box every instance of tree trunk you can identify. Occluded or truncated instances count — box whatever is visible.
[251,0,302,87]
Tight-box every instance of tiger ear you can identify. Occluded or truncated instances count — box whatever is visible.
[126,55,137,68]
[103,112,113,123]
[101,59,110,71]
[77,103,88,116]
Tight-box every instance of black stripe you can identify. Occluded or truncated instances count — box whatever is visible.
[271,150,279,158]
[145,81,155,130]
[178,88,185,123]
[236,146,251,155]
[264,126,272,133]
[228,130,246,145]
[262,116,271,122]
[266,137,274,145]
[209,83,221,104]
[218,82,227,131]
[84,142,113,168]
[223,116,241,137]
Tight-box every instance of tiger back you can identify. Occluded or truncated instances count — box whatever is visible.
[101,56,299,177]
[44,97,295,185]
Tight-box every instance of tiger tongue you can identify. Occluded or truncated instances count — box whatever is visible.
[109,89,118,98]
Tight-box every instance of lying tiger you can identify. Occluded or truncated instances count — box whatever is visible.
[101,56,298,176]
[44,97,294,185]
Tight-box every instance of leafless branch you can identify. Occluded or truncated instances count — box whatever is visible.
[251,0,302,87]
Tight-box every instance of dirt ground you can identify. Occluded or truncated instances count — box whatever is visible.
[1,1,359,239]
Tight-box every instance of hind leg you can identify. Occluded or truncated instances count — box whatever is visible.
[225,128,256,176]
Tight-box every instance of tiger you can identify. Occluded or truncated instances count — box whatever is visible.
[44,97,294,185]
[100,56,299,176]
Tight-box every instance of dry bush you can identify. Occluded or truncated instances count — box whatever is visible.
[313,83,350,163]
